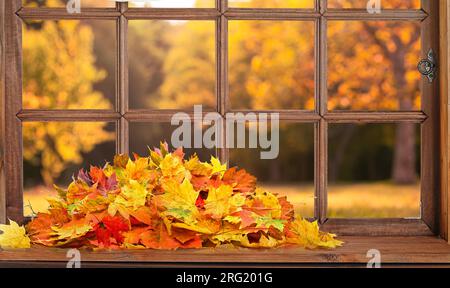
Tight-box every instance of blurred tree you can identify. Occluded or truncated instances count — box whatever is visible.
[128,20,171,108]
[23,14,113,186]
[159,0,421,184]
[158,21,216,109]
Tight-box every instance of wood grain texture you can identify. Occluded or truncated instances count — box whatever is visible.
[117,2,129,155]
[324,111,428,123]
[316,120,327,223]
[17,7,120,20]
[4,0,23,223]
[17,110,120,121]
[322,219,433,236]
[324,9,427,21]
[0,236,449,265]
[421,0,440,235]
[125,8,219,20]
[0,0,5,224]
[439,0,450,242]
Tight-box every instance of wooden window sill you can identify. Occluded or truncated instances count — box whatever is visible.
[0,236,449,267]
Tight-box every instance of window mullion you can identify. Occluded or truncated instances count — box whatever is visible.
[117,1,129,155]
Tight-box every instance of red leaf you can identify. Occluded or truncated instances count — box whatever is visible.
[101,215,129,244]
[95,227,111,247]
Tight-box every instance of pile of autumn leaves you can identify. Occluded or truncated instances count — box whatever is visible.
[1,143,342,250]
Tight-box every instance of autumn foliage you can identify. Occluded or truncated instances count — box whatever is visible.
[21,143,342,250]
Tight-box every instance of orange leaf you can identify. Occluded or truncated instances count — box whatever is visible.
[222,167,256,193]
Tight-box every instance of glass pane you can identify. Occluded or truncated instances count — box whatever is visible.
[128,20,216,110]
[229,123,315,218]
[228,0,314,8]
[229,20,315,110]
[23,0,115,8]
[328,123,421,218]
[23,20,115,110]
[129,0,215,8]
[328,21,421,111]
[130,122,216,161]
[23,122,116,216]
[328,0,420,9]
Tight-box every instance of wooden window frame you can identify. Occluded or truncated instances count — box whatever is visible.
[0,0,450,266]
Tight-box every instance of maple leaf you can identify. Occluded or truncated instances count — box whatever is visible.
[128,206,154,226]
[123,227,151,246]
[158,179,199,224]
[114,179,149,210]
[254,216,285,232]
[114,154,130,168]
[184,155,212,176]
[0,220,31,249]
[159,153,188,181]
[207,156,227,177]
[222,167,257,193]
[285,217,343,249]
[247,188,282,218]
[27,209,69,246]
[70,194,110,215]
[139,224,187,250]
[50,218,93,244]
[66,179,101,206]
[53,184,68,201]
[171,218,220,235]
[278,196,295,221]
[89,166,107,188]
[95,215,130,246]
[211,229,280,248]
[190,175,210,191]
[204,185,233,220]
[172,147,185,160]
[125,157,153,182]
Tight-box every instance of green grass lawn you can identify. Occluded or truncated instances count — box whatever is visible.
[24,181,420,219]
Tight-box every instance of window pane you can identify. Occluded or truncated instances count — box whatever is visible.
[23,122,115,216]
[23,0,115,8]
[328,0,420,9]
[128,20,216,110]
[229,21,315,110]
[130,122,216,161]
[23,20,115,110]
[129,0,215,8]
[229,123,315,218]
[328,123,421,218]
[328,21,421,111]
[228,0,314,8]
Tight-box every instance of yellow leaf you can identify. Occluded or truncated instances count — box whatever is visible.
[223,215,241,224]
[204,185,233,220]
[0,220,31,249]
[184,155,212,176]
[159,153,188,181]
[114,179,149,210]
[211,229,281,248]
[50,218,93,244]
[207,156,227,177]
[248,188,282,218]
[158,179,199,224]
[286,217,343,249]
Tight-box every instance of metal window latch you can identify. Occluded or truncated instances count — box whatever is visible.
[418,49,437,83]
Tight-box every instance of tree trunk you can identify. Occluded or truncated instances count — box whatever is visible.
[392,121,416,184]
[391,61,417,184]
